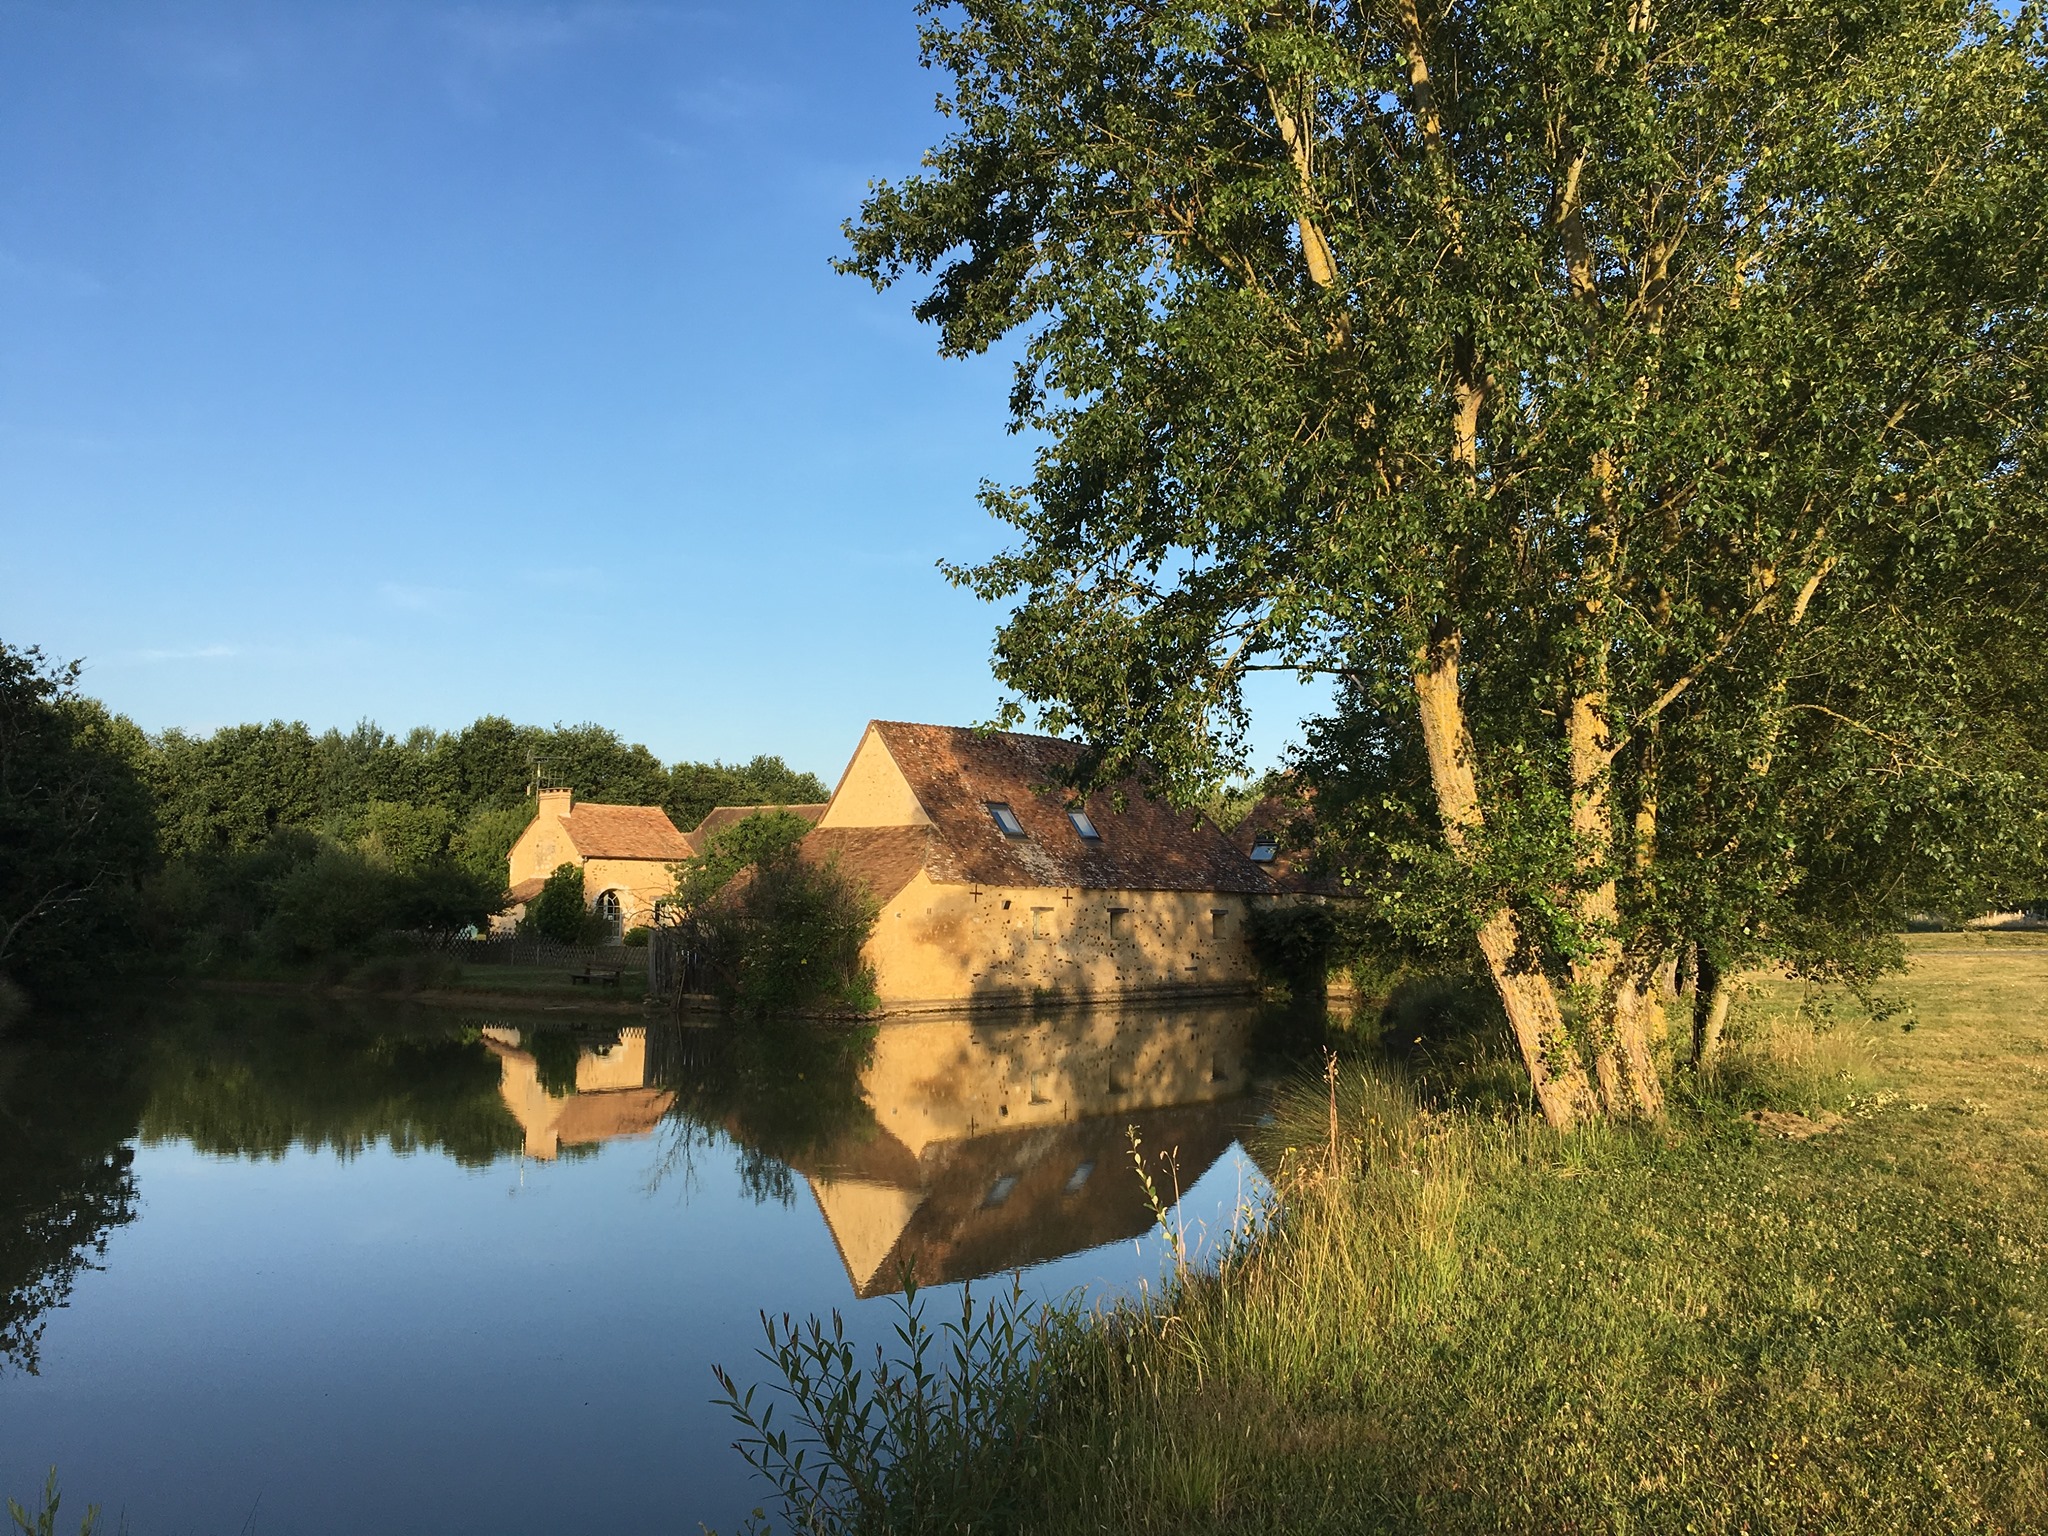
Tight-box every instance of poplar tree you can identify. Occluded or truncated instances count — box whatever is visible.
[845,0,2048,1124]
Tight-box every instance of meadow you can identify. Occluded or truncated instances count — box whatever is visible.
[731,933,2048,1534]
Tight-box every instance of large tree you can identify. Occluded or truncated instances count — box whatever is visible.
[845,0,2048,1124]
[0,643,158,990]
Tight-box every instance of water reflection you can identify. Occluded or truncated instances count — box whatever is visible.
[0,995,1292,1533]
[0,998,1274,1370]
[652,1004,1261,1296]
[479,1026,674,1161]
[0,1023,142,1374]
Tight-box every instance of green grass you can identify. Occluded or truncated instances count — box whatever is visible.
[445,962,647,1003]
[735,936,2048,1533]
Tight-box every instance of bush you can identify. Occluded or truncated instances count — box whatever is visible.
[622,925,652,948]
[523,863,587,945]
[673,809,816,912]
[259,848,399,960]
[691,850,879,1019]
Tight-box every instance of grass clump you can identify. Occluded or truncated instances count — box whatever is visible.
[720,938,2048,1533]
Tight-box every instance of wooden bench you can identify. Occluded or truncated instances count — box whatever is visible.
[568,965,624,988]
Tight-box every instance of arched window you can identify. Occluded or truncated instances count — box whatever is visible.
[593,889,623,942]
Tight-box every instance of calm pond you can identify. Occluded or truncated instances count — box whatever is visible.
[0,993,1286,1534]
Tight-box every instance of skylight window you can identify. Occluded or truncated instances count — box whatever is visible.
[1067,809,1100,840]
[986,801,1026,837]
[1250,837,1279,863]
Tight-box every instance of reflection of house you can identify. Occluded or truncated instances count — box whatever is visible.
[795,1003,1258,1295]
[681,803,827,854]
[480,1026,675,1160]
[502,788,693,936]
[801,721,1301,1011]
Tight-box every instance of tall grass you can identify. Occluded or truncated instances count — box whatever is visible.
[717,974,2048,1535]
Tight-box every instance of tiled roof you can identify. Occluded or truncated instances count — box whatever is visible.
[800,825,936,905]
[857,722,1278,895]
[683,802,828,855]
[505,877,547,906]
[1228,790,1349,897]
[558,803,693,862]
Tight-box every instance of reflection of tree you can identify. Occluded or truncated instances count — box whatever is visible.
[138,999,524,1167]
[647,1019,879,1201]
[0,1024,146,1374]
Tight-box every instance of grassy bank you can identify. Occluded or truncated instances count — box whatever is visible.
[737,935,2048,1533]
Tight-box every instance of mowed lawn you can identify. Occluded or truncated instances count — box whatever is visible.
[980,934,2048,1536]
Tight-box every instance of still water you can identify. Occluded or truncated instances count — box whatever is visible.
[0,995,1279,1534]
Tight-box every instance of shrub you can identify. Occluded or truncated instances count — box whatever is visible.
[672,809,816,912]
[387,859,498,938]
[692,850,879,1019]
[260,848,396,960]
[524,863,587,945]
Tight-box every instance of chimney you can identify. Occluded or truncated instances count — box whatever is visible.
[537,787,574,820]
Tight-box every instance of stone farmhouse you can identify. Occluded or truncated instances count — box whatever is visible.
[796,720,1306,1012]
[502,787,694,938]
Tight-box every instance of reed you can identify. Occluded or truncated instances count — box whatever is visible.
[718,948,2048,1534]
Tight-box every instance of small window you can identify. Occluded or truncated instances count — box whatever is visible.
[1107,907,1130,938]
[1064,1161,1095,1194]
[983,1175,1019,1208]
[1031,906,1054,938]
[1211,909,1228,938]
[1250,837,1279,863]
[986,801,1026,837]
[1067,809,1100,840]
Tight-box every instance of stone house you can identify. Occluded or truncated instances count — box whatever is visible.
[502,787,693,938]
[797,721,1301,1012]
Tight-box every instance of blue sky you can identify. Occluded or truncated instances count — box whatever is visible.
[0,0,1318,781]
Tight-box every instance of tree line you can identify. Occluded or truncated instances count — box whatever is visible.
[0,638,828,998]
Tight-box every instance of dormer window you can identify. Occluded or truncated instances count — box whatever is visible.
[1250,837,1279,863]
[986,801,1027,838]
[1067,809,1100,840]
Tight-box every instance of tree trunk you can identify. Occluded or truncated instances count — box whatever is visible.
[1692,956,1734,1071]
[1413,624,1602,1129]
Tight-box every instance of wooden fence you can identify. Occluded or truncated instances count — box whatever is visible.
[436,936,651,972]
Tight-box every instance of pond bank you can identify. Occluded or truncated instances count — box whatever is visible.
[196,972,649,1016]
[742,934,2048,1534]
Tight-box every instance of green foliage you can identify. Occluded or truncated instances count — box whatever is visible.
[0,642,158,990]
[5,1468,97,1536]
[449,800,533,890]
[135,832,495,971]
[666,756,829,831]
[673,809,818,912]
[690,851,881,1019]
[718,951,2048,1533]
[524,863,588,946]
[845,0,2048,1051]
[713,1277,1052,1536]
[142,711,811,861]
[357,799,454,874]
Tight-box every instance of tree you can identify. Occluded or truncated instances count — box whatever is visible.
[690,850,881,1019]
[671,809,819,912]
[525,863,589,945]
[665,756,830,831]
[449,801,535,889]
[845,0,2048,1124]
[0,644,158,989]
